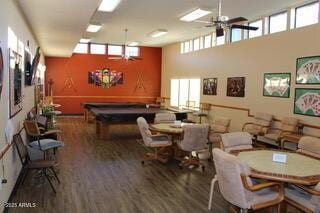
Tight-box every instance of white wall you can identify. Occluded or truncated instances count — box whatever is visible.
[0,0,43,210]
[162,24,320,135]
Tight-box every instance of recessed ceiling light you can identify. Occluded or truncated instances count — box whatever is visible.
[86,24,102,33]
[128,41,139,46]
[98,0,122,12]
[80,38,91,43]
[180,8,212,22]
[149,30,168,38]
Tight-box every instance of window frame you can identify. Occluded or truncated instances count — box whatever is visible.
[107,44,123,56]
[294,1,320,28]
[89,43,107,55]
[125,46,140,57]
[248,19,263,39]
[73,42,89,54]
[230,27,243,43]
[268,11,288,34]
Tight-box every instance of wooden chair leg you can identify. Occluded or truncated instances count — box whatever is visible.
[43,169,56,193]
[50,167,60,184]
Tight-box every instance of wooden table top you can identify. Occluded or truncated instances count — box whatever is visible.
[235,149,320,185]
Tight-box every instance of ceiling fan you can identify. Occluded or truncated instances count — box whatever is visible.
[195,0,258,37]
[109,29,142,61]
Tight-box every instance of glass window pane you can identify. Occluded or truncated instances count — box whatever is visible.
[170,79,179,107]
[249,20,263,38]
[125,46,139,57]
[108,45,123,55]
[90,44,106,54]
[204,35,211,48]
[180,42,184,53]
[73,43,88,54]
[193,38,200,51]
[296,2,319,28]
[212,33,216,46]
[189,79,200,108]
[216,34,225,45]
[179,79,189,107]
[269,12,288,34]
[184,41,190,53]
[231,28,242,42]
[189,40,193,52]
[199,37,204,49]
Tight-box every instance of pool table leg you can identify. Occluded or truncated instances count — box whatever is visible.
[96,120,110,140]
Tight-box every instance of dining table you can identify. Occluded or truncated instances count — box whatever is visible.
[235,149,320,185]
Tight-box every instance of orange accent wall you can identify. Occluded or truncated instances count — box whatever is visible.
[45,47,162,114]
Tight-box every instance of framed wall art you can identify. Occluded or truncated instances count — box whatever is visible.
[296,55,320,84]
[227,77,245,97]
[294,88,320,117]
[203,78,217,95]
[24,49,32,86]
[9,49,23,118]
[263,73,291,98]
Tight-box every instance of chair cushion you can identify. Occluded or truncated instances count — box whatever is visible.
[27,160,57,169]
[150,135,172,147]
[224,145,254,153]
[251,188,279,207]
[221,132,253,151]
[298,136,320,158]
[264,133,280,141]
[209,133,222,143]
[29,139,64,151]
[253,113,273,126]
[211,124,227,133]
[285,185,316,212]
[281,117,298,132]
[243,124,261,135]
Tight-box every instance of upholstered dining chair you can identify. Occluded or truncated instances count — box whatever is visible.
[242,112,273,141]
[285,183,320,212]
[154,113,176,124]
[209,116,231,148]
[137,117,172,164]
[264,117,299,148]
[221,132,253,153]
[176,124,209,170]
[24,120,64,160]
[208,148,284,211]
[13,134,60,193]
[297,136,320,158]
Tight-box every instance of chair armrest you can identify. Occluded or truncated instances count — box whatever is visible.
[242,122,253,131]
[294,184,320,196]
[41,129,62,136]
[241,174,281,191]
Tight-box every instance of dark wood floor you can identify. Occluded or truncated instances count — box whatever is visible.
[8,117,299,213]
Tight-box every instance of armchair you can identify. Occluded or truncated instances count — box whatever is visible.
[242,112,273,142]
[297,136,320,159]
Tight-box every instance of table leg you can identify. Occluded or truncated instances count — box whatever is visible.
[99,122,110,140]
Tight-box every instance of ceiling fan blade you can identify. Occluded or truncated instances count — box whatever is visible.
[231,24,258,31]
[227,17,248,24]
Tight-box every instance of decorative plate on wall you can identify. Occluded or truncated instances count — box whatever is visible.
[0,45,3,98]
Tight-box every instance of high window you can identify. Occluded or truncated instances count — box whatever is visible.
[170,79,200,109]
[108,45,123,55]
[231,28,242,42]
[295,2,319,28]
[269,12,288,34]
[204,34,212,48]
[125,46,139,57]
[90,43,106,54]
[73,43,88,54]
[249,20,263,38]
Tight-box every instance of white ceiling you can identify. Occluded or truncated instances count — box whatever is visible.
[17,0,307,57]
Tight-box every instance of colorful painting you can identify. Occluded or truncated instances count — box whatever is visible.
[88,68,123,88]
[294,88,320,117]
[203,78,217,95]
[263,73,290,98]
[24,49,32,86]
[9,49,23,118]
[227,77,245,97]
[296,56,320,84]
[0,45,3,98]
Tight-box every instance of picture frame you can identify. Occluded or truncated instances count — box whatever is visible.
[0,45,3,98]
[24,49,32,86]
[9,49,23,118]
[203,78,217,95]
[227,77,245,97]
[294,88,320,117]
[296,55,320,84]
[263,73,291,98]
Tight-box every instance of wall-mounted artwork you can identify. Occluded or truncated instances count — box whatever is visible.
[0,45,3,98]
[296,55,320,84]
[227,77,245,97]
[203,78,217,95]
[294,88,320,117]
[30,47,40,85]
[9,49,23,118]
[24,49,32,86]
[263,73,291,98]
[88,68,123,89]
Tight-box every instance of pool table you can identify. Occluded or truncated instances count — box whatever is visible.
[90,107,188,139]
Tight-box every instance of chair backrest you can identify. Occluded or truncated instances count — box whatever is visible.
[12,134,28,165]
[211,116,231,133]
[24,120,41,137]
[281,117,298,133]
[179,124,209,152]
[253,112,273,127]
[298,136,320,158]
[212,148,253,209]
[27,108,37,120]
[136,117,153,146]
[154,113,176,124]
[221,132,253,153]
